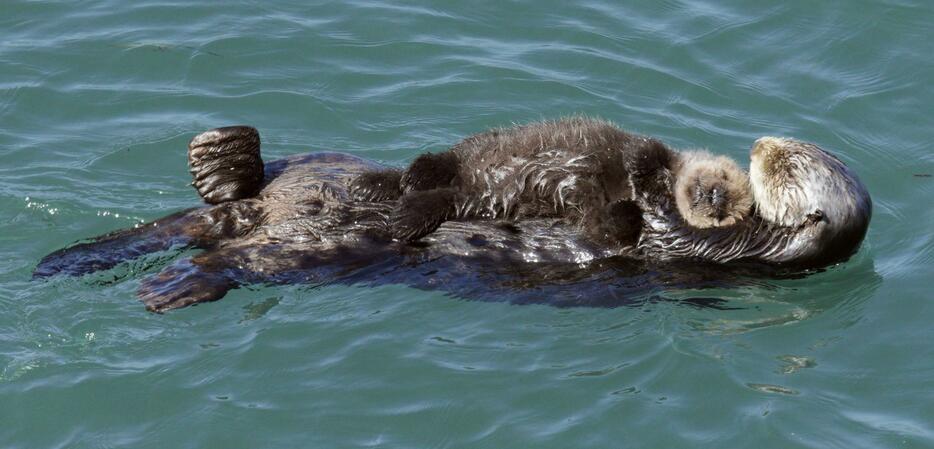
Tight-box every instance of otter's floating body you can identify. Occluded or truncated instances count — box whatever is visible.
[34,123,871,312]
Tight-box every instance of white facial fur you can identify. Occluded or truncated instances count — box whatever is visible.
[749,137,871,234]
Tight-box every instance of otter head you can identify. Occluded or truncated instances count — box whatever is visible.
[750,137,872,263]
[674,151,754,228]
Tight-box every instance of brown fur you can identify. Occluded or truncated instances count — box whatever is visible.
[673,151,753,228]
[377,117,675,243]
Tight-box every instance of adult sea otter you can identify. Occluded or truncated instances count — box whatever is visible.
[34,120,871,312]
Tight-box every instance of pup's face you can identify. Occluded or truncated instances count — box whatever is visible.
[675,152,754,228]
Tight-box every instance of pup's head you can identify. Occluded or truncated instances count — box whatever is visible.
[674,151,754,228]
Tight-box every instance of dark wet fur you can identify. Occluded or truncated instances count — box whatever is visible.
[375,117,674,242]
[188,126,265,204]
[349,169,403,201]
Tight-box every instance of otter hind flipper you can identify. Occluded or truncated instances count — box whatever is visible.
[390,188,460,242]
[138,255,237,313]
[349,169,403,201]
[188,126,265,204]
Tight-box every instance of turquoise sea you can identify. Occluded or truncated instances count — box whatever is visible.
[2,1,933,447]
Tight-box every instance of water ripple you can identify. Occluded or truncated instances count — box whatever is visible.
[2,0,933,447]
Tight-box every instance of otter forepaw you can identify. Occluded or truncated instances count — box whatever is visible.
[594,200,643,246]
[805,209,825,225]
[626,139,674,177]
[390,188,459,242]
[400,151,461,192]
[350,169,403,201]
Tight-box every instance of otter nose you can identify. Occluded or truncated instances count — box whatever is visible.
[710,188,726,210]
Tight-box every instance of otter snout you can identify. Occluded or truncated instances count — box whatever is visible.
[709,187,726,211]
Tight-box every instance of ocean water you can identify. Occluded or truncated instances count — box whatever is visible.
[2,0,933,447]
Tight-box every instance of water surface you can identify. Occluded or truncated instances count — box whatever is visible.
[2,1,933,447]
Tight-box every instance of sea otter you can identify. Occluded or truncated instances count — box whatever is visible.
[673,151,753,228]
[33,124,871,312]
[351,117,753,244]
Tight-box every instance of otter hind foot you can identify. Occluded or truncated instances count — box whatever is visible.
[390,188,460,242]
[350,169,403,201]
[138,255,237,313]
[400,151,461,192]
[188,126,265,204]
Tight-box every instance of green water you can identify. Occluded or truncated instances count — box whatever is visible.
[2,1,933,447]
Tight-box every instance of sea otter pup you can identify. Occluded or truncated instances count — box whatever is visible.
[352,117,674,246]
[350,117,752,244]
[673,151,753,228]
